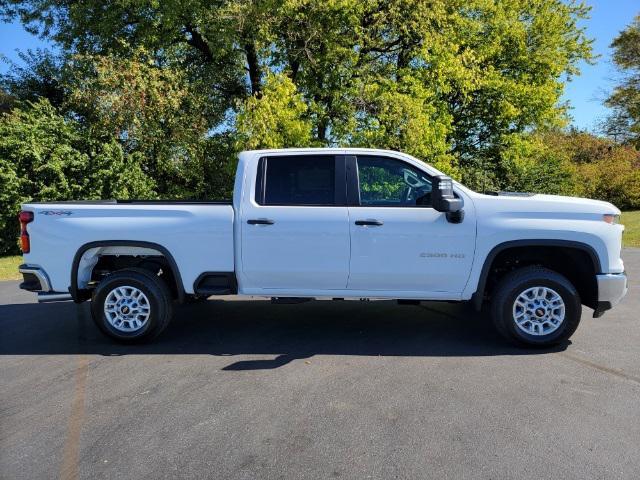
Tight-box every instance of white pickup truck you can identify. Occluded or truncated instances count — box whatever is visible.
[18,148,627,346]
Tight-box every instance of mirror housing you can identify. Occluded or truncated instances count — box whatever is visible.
[431,175,463,213]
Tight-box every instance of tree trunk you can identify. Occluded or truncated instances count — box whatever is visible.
[244,42,262,97]
[184,24,213,62]
[317,119,327,142]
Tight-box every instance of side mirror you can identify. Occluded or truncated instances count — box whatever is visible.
[431,175,463,213]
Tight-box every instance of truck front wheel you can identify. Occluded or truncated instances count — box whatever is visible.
[91,268,173,343]
[490,266,581,347]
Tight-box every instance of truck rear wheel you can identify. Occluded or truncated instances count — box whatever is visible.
[91,268,173,343]
[490,266,581,347]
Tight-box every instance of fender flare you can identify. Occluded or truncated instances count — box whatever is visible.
[70,240,185,303]
[470,239,602,311]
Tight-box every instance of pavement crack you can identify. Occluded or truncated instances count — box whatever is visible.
[559,352,640,386]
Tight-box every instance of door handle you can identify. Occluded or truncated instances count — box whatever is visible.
[247,218,275,225]
[355,219,383,226]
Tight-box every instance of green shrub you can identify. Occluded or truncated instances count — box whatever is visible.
[0,99,155,255]
[541,130,640,209]
[497,133,577,196]
[574,157,640,209]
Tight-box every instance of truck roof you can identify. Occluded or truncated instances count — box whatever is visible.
[240,147,408,156]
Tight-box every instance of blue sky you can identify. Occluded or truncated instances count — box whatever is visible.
[0,1,638,131]
[562,0,638,131]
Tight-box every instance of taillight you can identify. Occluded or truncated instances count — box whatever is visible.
[19,211,34,253]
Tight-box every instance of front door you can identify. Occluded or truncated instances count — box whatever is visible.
[347,155,475,295]
[240,154,350,291]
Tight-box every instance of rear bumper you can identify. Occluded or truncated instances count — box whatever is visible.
[19,264,72,302]
[19,264,51,292]
[593,272,628,318]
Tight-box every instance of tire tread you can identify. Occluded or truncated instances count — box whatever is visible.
[91,267,173,343]
[490,266,581,347]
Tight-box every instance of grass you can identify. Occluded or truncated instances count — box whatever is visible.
[0,211,637,281]
[621,210,640,248]
[0,255,22,281]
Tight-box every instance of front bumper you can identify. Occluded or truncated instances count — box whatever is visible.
[593,272,628,318]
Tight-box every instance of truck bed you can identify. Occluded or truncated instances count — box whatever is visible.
[25,199,232,205]
[20,201,235,295]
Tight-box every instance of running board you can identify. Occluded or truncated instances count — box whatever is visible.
[271,297,312,304]
[37,292,73,303]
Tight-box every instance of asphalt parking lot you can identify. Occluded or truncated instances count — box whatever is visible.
[1,250,639,480]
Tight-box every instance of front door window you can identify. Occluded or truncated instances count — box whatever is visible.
[357,156,433,207]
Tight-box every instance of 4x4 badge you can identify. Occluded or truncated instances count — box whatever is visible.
[39,210,73,216]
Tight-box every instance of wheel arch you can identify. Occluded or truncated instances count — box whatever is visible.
[471,239,601,311]
[70,240,185,303]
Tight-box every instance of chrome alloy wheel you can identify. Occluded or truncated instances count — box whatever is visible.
[104,286,151,332]
[512,286,565,336]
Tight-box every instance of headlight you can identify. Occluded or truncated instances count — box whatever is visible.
[603,214,620,224]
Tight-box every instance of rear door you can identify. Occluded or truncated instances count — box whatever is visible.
[240,154,350,291]
[347,155,475,296]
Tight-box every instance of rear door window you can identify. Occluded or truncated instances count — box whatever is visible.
[256,156,337,206]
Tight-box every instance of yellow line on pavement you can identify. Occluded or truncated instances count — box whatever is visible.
[60,355,89,480]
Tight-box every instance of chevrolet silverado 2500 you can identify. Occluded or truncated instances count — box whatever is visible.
[18,148,628,346]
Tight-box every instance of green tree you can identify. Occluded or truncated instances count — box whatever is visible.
[65,47,219,196]
[2,0,594,188]
[348,77,456,176]
[0,156,22,254]
[236,73,313,150]
[1,49,65,108]
[605,14,640,148]
[496,133,577,195]
[0,98,155,254]
[540,129,640,209]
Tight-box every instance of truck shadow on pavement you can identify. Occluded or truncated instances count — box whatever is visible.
[0,298,568,367]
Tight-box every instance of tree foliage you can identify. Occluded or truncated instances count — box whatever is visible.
[5,0,632,254]
[1,0,593,186]
[605,15,640,148]
[540,130,640,209]
[494,133,577,196]
[65,47,220,196]
[0,98,155,253]
[236,73,313,150]
[0,49,65,107]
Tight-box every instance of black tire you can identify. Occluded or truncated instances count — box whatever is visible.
[490,266,581,347]
[91,267,173,343]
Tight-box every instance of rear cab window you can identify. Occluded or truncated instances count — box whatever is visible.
[256,155,344,206]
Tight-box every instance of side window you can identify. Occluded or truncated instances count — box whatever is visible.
[357,156,432,207]
[256,155,336,206]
